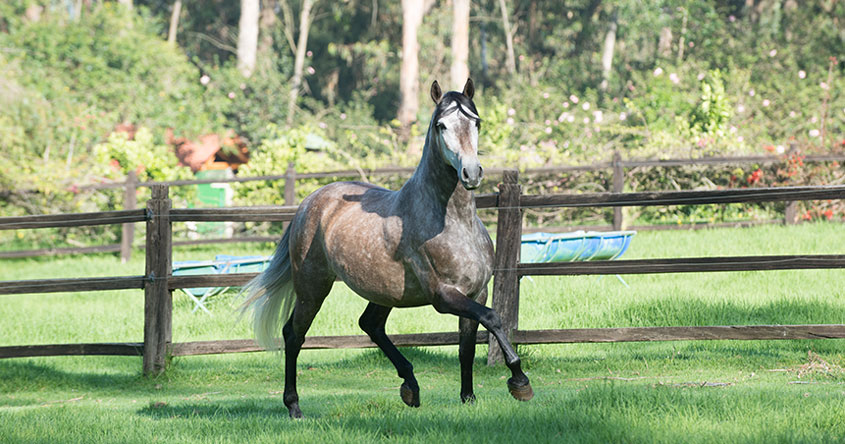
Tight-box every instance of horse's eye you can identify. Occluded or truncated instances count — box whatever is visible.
[437,122,447,131]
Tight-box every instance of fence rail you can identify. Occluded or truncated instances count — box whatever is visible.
[3,151,843,261]
[0,172,843,374]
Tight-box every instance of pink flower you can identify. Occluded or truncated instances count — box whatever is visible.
[306,66,316,75]
[697,72,706,81]
[769,49,777,57]
[340,113,347,120]
[820,82,829,90]
[544,119,551,125]
[762,99,770,107]
[748,89,756,97]
[569,95,579,104]
[669,73,680,84]
[798,70,806,79]
[227,92,236,99]
[789,111,797,118]
[545,127,552,134]
[506,117,514,125]
[542,92,550,99]
[507,108,516,116]
[619,112,627,121]
[562,102,570,108]
[729,15,736,22]
[653,67,664,77]
[306,50,313,57]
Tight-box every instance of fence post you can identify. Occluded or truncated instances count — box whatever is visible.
[784,143,798,225]
[284,162,296,206]
[120,170,138,263]
[612,151,624,230]
[488,169,522,366]
[143,185,172,376]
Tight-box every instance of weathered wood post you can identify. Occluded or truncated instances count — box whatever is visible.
[284,162,296,206]
[612,151,624,230]
[784,143,798,225]
[488,169,522,365]
[143,185,173,376]
[120,170,138,263]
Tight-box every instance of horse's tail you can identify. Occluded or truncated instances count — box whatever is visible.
[240,224,296,351]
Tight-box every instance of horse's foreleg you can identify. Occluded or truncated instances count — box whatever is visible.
[458,287,487,404]
[358,303,420,407]
[433,284,533,402]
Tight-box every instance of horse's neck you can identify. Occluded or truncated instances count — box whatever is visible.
[400,129,476,224]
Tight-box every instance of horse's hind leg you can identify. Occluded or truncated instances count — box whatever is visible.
[358,303,420,407]
[458,287,487,404]
[282,278,333,419]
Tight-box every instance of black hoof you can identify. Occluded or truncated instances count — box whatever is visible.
[461,392,477,404]
[288,404,303,419]
[507,378,534,402]
[400,382,420,408]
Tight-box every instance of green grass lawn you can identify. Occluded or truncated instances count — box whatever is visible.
[1,223,844,443]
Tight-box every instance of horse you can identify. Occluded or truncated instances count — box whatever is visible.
[241,79,533,418]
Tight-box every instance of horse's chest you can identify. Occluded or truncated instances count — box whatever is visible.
[424,226,492,292]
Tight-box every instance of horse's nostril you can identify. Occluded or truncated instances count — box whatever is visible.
[478,165,484,178]
[461,167,470,181]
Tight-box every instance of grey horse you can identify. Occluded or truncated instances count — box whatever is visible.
[242,79,532,418]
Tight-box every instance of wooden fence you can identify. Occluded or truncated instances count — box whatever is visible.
[1,173,844,374]
[3,151,843,261]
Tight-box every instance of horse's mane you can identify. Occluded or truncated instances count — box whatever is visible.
[434,92,482,126]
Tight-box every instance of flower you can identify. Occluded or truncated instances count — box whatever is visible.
[507,108,516,116]
[769,49,777,57]
[697,72,706,81]
[748,89,756,97]
[789,111,797,118]
[558,112,567,122]
[798,70,806,79]
[340,113,347,120]
[569,95,579,104]
[776,145,785,154]
[820,82,829,90]
[567,115,575,123]
[545,127,552,134]
[227,92,236,99]
[737,136,744,142]
[669,73,680,84]
[506,117,514,125]
[653,67,664,76]
[306,50,313,57]
[762,99,770,107]
[542,92,550,99]
[729,15,736,22]
[593,111,603,123]
[318,122,327,129]
[581,102,590,110]
[563,102,570,108]
[619,112,627,121]
[544,119,551,125]
[583,117,590,124]
[518,54,525,61]
[737,104,745,113]
[809,129,820,137]
[306,66,316,75]
[200,75,210,85]
[239,83,247,90]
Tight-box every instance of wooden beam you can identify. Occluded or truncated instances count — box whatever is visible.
[144,185,172,376]
[489,169,522,365]
[518,255,845,276]
[168,273,258,289]
[0,209,147,230]
[0,276,147,295]
[519,186,845,209]
[0,342,143,358]
[513,325,845,344]
[169,206,297,222]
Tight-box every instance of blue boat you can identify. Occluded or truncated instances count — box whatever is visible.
[520,231,636,263]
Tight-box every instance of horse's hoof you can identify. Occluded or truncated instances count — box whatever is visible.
[400,382,420,408]
[507,379,534,402]
[288,406,304,419]
[461,392,476,404]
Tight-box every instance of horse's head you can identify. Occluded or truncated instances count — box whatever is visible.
[430,79,483,190]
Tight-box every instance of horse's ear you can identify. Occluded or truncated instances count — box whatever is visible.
[462,78,475,100]
[430,81,442,104]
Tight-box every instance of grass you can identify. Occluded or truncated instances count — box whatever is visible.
[1,223,844,443]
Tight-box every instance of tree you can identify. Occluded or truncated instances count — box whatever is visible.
[397,0,425,138]
[451,0,470,90]
[286,0,315,125]
[237,0,260,77]
[167,0,182,45]
[497,0,517,76]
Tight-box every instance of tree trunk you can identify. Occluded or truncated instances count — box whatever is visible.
[600,10,617,92]
[237,0,260,77]
[397,0,426,138]
[167,0,182,46]
[286,0,315,125]
[497,0,517,75]
[451,0,470,90]
[571,0,602,57]
[117,0,133,9]
[259,0,278,59]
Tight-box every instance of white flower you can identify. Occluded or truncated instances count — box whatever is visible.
[697,72,706,81]
[558,112,567,122]
[798,70,806,79]
[789,111,797,118]
[737,104,745,113]
[563,102,570,108]
[769,49,777,57]
[581,102,590,111]
[506,117,515,125]
[809,129,820,137]
[653,67,664,76]
[619,112,627,121]
[583,117,590,124]
[507,108,516,116]
[593,111,603,123]
[737,136,744,142]
[820,82,829,90]
[730,126,738,134]
[200,75,210,85]
[340,113,347,120]
[545,127,552,134]
[762,99,770,107]
[545,119,551,125]
[569,95,579,104]
[748,89,756,97]
[227,92,236,99]
[306,66,316,75]
[567,115,575,123]
[543,92,550,99]
[669,73,680,84]
[776,145,785,154]
[318,122,327,129]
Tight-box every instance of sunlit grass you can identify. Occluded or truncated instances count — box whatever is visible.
[1,223,844,443]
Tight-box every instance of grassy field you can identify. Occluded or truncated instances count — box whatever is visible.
[1,223,844,443]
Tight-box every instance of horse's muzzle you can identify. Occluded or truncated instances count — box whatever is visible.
[460,163,484,190]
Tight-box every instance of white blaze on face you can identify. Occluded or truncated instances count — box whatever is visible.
[436,101,482,188]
